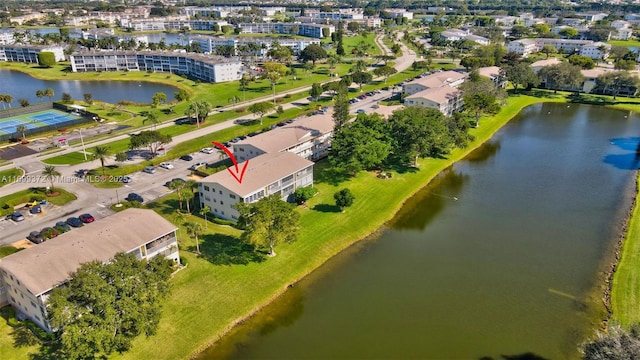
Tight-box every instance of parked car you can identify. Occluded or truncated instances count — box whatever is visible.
[159,162,174,170]
[54,221,71,233]
[121,175,132,183]
[40,227,59,240]
[75,169,89,178]
[30,204,42,214]
[66,217,84,228]
[79,214,95,223]
[7,211,24,222]
[200,147,215,154]
[27,231,43,244]
[143,166,156,174]
[189,162,207,171]
[126,193,144,203]
[180,154,194,161]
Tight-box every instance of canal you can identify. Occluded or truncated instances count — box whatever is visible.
[0,69,179,105]
[199,103,640,359]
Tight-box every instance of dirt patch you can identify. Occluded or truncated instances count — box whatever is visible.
[11,240,34,249]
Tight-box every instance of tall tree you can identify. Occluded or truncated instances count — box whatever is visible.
[351,71,373,91]
[334,188,355,212]
[538,62,584,93]
[186,222,203,255]
[309,82,323,102]
[239,74,252,102]
[168,179,186,212]
[48,253,173,360]
[236,195,300,257]
[44,87,54,101]
[373,65,397,83]
[596,71,640,99]
[42,164,61,193]
[332,87,350,131]
[92,146,111,176]
[199,205,211,229]
[329,113,391,175]
[35,89,44,102]
[16,124,27,141]
[3,94,12,108]
[174,89,190,102]
[540,44,558,59]
[129,131,172,158]
[248,101,274,124]
[262,62,288,104]
[144,111,161,130]
[184,101,212,127]
[299,44,327,65]
[389,107,454,167]
[37,51,56,67]
[460,72,507,127]
[500,62,540,93]
[151,92,167,108]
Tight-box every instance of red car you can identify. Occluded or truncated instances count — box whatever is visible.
[79,213,95,223]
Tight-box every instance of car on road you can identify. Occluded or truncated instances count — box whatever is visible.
[356,109,366,114]
[180,154,194,161]
[79,214,95,223]
[200,147,215,154]
[76,169,89,178]
[121,175,132,183]
[54,221,71,233]
[66,217,84,228]
[7,212,25,222]
[165,178,186,187]
[27,231,43,244]
[159,162,174,170]
[189,162,207,171]
[126,193,144,203]
[143,166,156,174]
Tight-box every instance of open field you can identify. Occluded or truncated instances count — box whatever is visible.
[608,40,640,48]
[0,168,24,188]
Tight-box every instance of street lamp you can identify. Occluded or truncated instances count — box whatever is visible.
[75,128,87,161]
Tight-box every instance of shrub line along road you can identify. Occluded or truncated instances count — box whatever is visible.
[0,37,416,247]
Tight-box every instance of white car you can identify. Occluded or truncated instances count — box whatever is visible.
[159,162,174,170]
[200,147,215,154]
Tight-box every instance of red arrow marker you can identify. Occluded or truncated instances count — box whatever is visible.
[212,141,249,184]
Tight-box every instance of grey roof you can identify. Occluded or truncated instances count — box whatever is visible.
[0,208,177,296]
[235,112,334,153]
[199,152,314,197]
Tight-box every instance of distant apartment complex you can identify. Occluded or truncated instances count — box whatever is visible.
[238,23,334,38]
[507,38,611,59]
[0,209,180,332]
[233,113,334,162]
[70,51,243,83]
[198,152,314,221]
[0,45,65,63]
[438,29,490,45]
[120,17,229,32]
[190,35,319,55]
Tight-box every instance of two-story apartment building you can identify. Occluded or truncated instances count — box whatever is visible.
[233,113,334,162]
[191,35,320,56]
[0,208,179,332]
[402,70,466,95]
[70,51,243,83]
[404,87,462,116]
[198,152,314,221]
[237,23,334,38]
[506,39,539,56]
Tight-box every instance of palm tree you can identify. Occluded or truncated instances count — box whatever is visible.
[168,179,186,211]
[199,205,211,229]
[0,94,6,109]
[143,111,161,130]
[92,146,110,176]
[184,179,197,214]
[44,88,54,102]
[5,94,13,108]
[16,125,27,141]
[35,89,44,102]
[42,165,60,194]
[185,222,203,255]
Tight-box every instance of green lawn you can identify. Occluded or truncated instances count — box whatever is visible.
[612,174,640,327]
[42,152,88,165]
[607,40,640,48]
[0,168,24,188]
[0,246,20,258]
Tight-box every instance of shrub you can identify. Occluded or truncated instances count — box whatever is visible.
[212,217,237,227]
[236,107,246,113]
[179,256,188,267]
[284,93,292,98]
[276,97,285,103]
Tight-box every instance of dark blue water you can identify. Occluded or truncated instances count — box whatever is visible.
[0,69,178,104]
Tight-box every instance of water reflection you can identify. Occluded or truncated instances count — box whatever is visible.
[390,167,468,231]
[466,140,502,163]
[603,137,640,170]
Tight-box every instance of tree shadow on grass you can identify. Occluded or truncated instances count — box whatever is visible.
[145,199,182,216]
[313,165,352,186]
[312,204,341,213]
[198,233,266,265]
[11,326,40,348]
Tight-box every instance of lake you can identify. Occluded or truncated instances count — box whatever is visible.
[0,69,179,105]
[198,103,640,359]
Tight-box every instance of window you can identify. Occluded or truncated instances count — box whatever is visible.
[204,186,210,191]
[219,190,222,194]
[31,301,36,308]
[230,194,236,199]
[220,201,224,205]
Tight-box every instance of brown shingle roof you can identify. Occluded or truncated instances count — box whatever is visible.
[198,152,313,197]
[235,112,334,153]
[0,208,177,296]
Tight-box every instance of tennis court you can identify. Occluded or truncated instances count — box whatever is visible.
[0,110,82,136]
